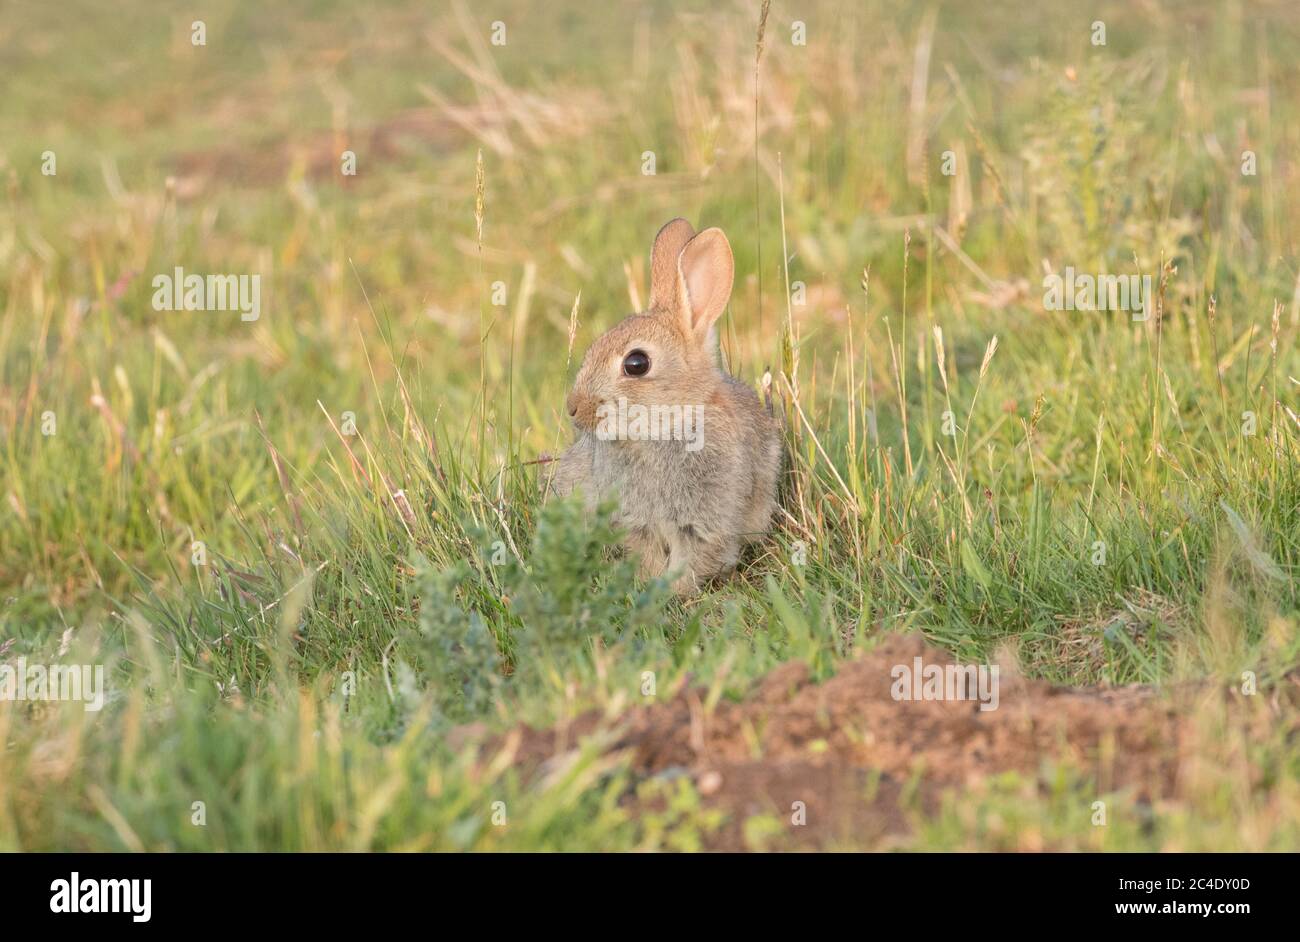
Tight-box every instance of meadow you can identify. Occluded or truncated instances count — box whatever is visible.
[1,0,1297,850]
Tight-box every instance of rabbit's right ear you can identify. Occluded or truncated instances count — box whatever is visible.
[648,217,696,311]
[675,227,734,345]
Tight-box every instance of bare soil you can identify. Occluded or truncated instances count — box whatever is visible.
[478,635,1269,850]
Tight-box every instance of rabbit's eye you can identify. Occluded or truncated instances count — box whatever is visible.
[622,350,651,377]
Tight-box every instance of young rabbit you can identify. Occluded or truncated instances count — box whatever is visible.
[550,218,782,594]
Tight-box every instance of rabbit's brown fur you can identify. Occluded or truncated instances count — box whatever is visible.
[551,219,782,594]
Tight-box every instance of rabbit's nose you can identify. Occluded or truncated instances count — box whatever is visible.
[568,403,577,417]
[566,392,579,417]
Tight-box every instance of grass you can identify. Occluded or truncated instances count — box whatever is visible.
[0,0,1297,851]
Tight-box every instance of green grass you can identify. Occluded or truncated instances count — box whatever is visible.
[1,0,1297,850]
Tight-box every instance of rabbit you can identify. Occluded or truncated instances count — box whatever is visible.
[550,218,782,594]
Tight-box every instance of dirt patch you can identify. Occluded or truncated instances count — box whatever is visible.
[170,109,460,195]
[479,635,1262,850]
[170,77,607,197]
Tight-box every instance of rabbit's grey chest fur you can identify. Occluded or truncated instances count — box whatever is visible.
[590,433,744,535]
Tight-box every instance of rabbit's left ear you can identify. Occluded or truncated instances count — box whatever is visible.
[648,218,696,310]
[675,228,734,345]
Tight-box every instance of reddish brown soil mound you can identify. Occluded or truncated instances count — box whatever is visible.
[485,635,1232,850]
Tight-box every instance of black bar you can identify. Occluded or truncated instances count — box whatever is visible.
[1,852,1283,928]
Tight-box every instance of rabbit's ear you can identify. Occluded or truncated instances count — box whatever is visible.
[676,227,734,343]
[648,217,696,310]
